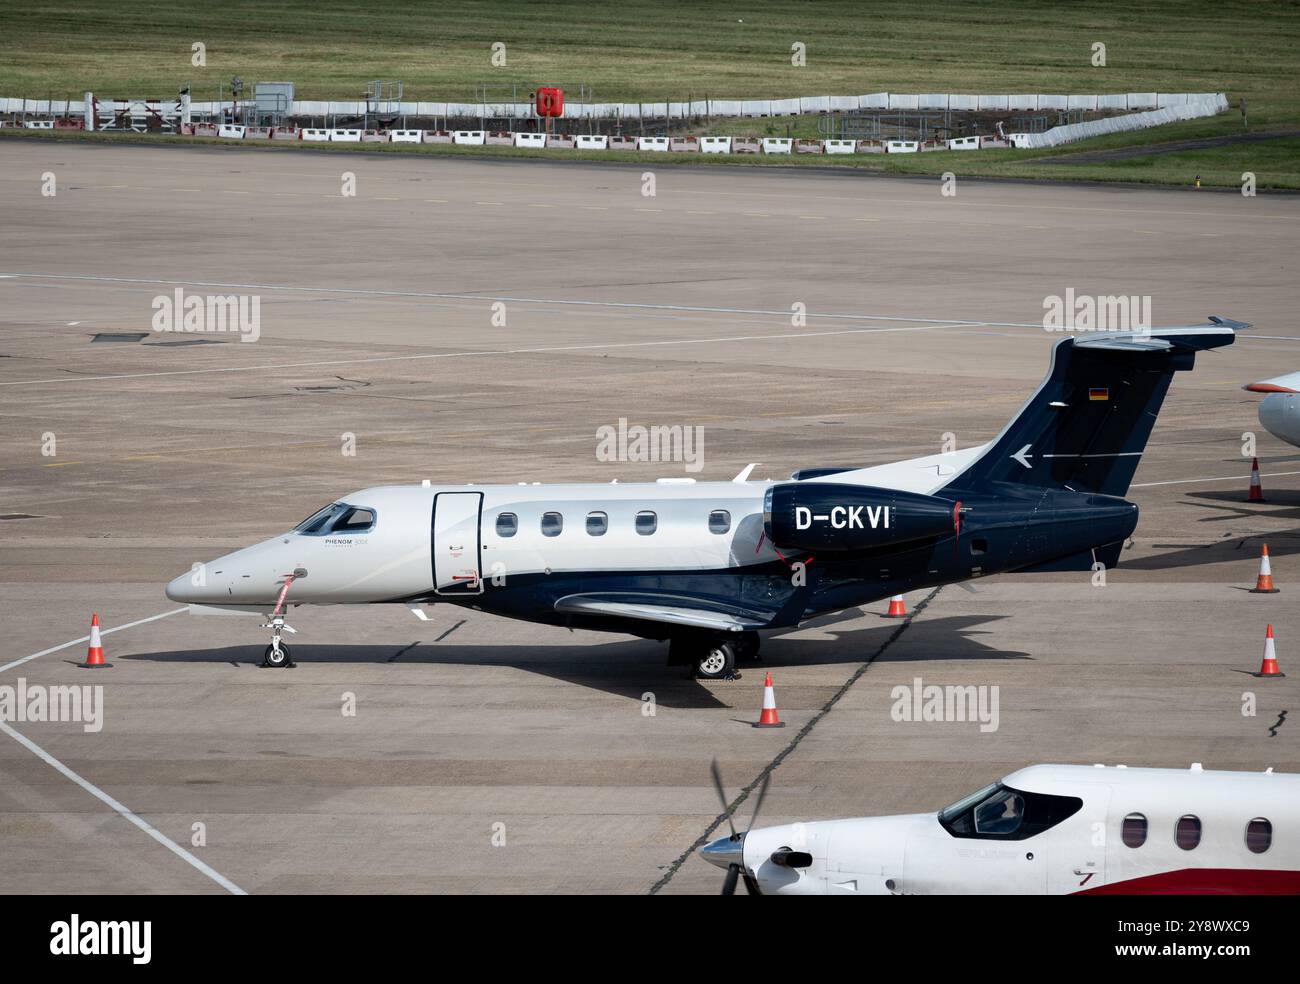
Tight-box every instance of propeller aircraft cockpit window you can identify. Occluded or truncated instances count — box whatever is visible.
[939,782,1082,841]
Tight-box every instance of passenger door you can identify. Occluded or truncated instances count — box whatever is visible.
[432,492,483,595]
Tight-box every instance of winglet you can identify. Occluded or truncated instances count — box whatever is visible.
[1208,315,1252,330]
[733,463,759,483]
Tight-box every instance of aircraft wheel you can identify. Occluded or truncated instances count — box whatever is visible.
[262,644,292,668]
[695,641,737,681]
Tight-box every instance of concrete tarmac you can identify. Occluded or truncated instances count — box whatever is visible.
[0,141,1296,894]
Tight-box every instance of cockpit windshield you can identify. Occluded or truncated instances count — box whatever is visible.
[293,502,377,536]
[938,782,1082,841]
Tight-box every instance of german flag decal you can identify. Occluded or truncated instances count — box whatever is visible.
[1088,387,1110,401]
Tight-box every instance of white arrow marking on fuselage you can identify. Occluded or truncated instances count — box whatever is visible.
[1011,444,1033,469]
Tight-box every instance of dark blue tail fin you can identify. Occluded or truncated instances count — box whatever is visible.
[943,319,1249,498]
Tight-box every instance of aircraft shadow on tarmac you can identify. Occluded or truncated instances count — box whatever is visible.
[1121,490,1300,572]
[120,613,1031,709]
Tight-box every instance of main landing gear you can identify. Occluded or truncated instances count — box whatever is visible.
[669,631,761,681]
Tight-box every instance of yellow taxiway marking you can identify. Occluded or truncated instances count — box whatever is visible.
[686,210,716,215]
[526,203,554,208]
[42,460,81,467]
[580,205,608,210]
[424,198,448,203]
[475,201,504,206]
[375,196,400,201]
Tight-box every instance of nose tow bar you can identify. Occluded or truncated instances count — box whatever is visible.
[260,569,305,668]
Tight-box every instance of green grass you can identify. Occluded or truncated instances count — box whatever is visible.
[3,1,1298,187]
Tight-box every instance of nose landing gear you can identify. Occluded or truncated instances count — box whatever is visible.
[259,573,299,668]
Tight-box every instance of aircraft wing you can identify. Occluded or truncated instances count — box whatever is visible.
[554,593,772,631]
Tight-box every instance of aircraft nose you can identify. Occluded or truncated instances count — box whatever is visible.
[165,570,201,603]
[699,832,745,870]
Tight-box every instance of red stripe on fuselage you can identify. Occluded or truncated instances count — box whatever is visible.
[1076,868,1300,895]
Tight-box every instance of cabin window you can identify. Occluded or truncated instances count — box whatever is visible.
[708,509,731,534]
[586,511,608,536]
[938,782,1082,841]
[495,512,518,537]
[541,512,563,537]
[1175,815,1202,851]
[295,502,343,534]
[1246,818,1272,854]
[1121,813,1147,848]
[635,511,657,535]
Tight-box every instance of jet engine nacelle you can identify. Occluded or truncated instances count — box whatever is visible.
[764,482,958,553]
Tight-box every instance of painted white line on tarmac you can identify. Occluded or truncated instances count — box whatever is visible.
[0,719,247,895]
[0,607,187,674]
[0,323,960,388]
[1132,469,1300,488]
[0,271,1039,328]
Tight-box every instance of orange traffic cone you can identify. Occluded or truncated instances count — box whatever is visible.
[79,613,111,668]
[753,671,785,728]
[1254,624,1285,678]
[883,594,907,618]
[1247,458,1265,502]
[1251,544,1280,594]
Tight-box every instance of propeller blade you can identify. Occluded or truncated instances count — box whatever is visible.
[742,872,763,895]
[745,771,772,834]
[722,863,740,895]
[709,758,737,839]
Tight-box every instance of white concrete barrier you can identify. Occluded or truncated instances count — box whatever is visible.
[1038,95,1068,111]
[700,136,732,154]
[329,129,362,142]
[1007,132,1034,149]
[770,98,801,115]
[855,140,885,154]
[1007,94,1038,110]
[547,134,576,148]
[732,138,761,154]
[217,124,246,139]
[885,140,918,154]
[390,129,422,143]
[22,119,55,129]
[947,135,981,151]
[301,128,331,142]
[609,136,638,151]
[1127,92,1158,110]
[452,130,485,145]
[978,95,1009,111]
[761,137,793,154]
[979,136,1010,148]
[485,131,514,146]
[637,136,669,151]
[361,130,390,143]
[194,123,219,138]
[576,134,608,150]
[795,139,823,155]
[513,132,545,148]
[423,130,454,144]
[244,126,273,139]
[669,136,699,152]
[823,139,856,155]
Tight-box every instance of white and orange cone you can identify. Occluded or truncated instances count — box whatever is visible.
[1247,457,1266,502]
[883,594,907,618]
[1254,624,1285,678]
[1251,544,1280,594]
[79,613,111,668]
[753,671,785,728]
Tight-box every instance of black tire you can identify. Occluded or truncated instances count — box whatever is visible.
[695,641,736,680]
[263,643,291,668]
[734,631,761,661]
